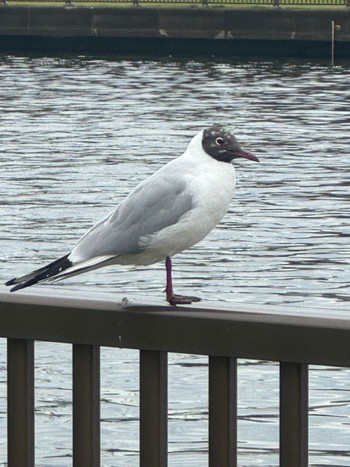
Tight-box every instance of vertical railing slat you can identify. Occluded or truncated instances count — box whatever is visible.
[140,350,168,467]
[73,344,100,467]
[280,362,308,467]
[209,356,237,467]
[7,338,35,467]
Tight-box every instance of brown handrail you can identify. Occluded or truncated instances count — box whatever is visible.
[4,0,350,6]
[1,290,350,366]
[1,289,350,466]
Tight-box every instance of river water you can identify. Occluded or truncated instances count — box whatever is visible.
[1,55,350,466]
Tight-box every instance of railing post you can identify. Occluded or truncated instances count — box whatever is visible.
[73,344,100,467]
[280,362,308,467]
[140,350,168,467]
[209,356,237,467]
[7,338,35,467]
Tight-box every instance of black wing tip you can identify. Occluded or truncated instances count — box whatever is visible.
[5,278,27,292]
[5,254,72,293]
[9,282,27,292]
[6,277,44,293]
[5,278,17,287]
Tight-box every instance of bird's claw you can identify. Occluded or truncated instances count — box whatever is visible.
[167,294,201,306]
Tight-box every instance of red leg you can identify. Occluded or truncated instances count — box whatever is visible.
[165,256,201,306]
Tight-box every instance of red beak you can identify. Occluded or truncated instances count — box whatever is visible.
[234,150,259,162]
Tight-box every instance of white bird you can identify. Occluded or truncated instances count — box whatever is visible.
[6,125,259,305]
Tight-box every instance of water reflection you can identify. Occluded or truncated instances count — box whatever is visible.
[1,55,350,466]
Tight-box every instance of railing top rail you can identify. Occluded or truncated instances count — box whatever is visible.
[2,0,349,4]
[1,288,350,367]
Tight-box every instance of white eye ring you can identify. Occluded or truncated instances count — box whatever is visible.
[215,137,225,145]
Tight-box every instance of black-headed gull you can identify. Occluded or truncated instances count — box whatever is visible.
[6,125,259,305]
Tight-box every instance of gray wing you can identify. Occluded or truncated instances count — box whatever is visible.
[70,172,193,262]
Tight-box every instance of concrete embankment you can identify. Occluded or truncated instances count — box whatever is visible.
[0,6,349,58]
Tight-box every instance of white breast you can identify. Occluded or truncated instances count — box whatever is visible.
[126,136,236,266]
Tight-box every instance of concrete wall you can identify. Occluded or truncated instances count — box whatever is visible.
[0,6,349,57]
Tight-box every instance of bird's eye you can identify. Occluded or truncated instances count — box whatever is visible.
[215,137,225,145]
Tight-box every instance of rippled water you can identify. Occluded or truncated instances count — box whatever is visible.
[1,55,350,466]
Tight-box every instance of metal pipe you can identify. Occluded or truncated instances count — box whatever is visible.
[331,20,335,66]
[331,20,342,66]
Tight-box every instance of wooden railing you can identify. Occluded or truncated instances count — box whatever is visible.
[1,289,350,466]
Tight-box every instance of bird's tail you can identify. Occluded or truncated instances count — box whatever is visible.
[5,254,73,292]
[5,254,117,292]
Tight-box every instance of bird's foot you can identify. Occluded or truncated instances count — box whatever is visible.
[167,294,201,306]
